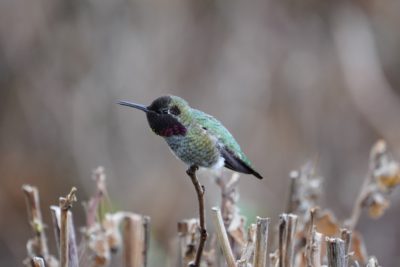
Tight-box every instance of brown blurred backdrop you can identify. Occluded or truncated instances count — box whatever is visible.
[1,0,400,266]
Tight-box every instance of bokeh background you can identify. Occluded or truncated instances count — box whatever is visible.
[1,0,400,266]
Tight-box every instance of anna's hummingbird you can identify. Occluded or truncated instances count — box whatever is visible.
[118,95,262,179]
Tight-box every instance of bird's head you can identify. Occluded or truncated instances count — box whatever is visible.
[118,95,190,137]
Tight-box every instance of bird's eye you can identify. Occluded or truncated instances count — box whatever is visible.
[170,105,181,115]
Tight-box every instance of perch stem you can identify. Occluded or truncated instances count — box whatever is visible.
[187,165,207,267]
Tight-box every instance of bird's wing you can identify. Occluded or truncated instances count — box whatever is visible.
[220,147,263,179]
[192,109,262,179]
[191,109,241,154]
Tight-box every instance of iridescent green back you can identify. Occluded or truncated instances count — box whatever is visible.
[190,109,252,167]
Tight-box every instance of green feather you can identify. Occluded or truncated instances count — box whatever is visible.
[190,109,253,167]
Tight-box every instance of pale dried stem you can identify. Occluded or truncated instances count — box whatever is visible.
[311,232,322,267]
[239,224,256,264]
[178,219,198,267]
[216,172,244,259]
[187,165,207,267]
[67,212,79,267]
[50,206,60,251]
[216,173,240,227]
[340,229,352,267]
[326,237,345,267]
[211,207,236,267]
[285,215,297,267]
[366,256,380,267]
[22,185,50,259]
[278,214,298,267]
[123,214,145,267]
[86,166,109,227]
[142,216,151,267]
[347,143,383,230]
[347,171,372,231]
[286,173,299,213]
[59,187,78,267]
[253,217,270,267]
[59,200,68,267]
[269,251,279,267]
[80,167,114,267]
[236,261,249,267]
[306,208,322,267]
[31,257,45,267]
[53,206,78,267]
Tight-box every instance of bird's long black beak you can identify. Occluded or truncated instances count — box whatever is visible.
[118,100,149,113]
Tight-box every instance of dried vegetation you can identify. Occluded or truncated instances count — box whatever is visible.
[23,140,400,267]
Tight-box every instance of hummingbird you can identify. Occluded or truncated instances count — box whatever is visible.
[118,96,262,179]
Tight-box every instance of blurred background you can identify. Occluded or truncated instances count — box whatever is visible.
[1,0,400,266]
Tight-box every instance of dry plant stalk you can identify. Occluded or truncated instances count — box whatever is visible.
[215,173,246,259]
[366,256,380,267]
[253,217,270,267]
[237,261,249,267]
[22,185,49,257]
[142,216,151,267]
[309,210,368,265]
[78,167,150,267]
[98,211,150,267]
[309,230,322,267]
[340,229,352,267]
[80,218,111,267]
[348,140,400,230]
[269,250,279,267]
[186,165,208,267]
[31,257,45,267]
[59,187,78,267]
[103,213,123,253]
[278,214,298,267]
[21,170,153,267]
[326,237,345,267]
[86,166,110,227]
[347,167,374,231]
[239,224,256,265]
[284,164,322,267]
[178,219,198,267]
[22,184,58,267]
[22,149,395,267]
[286,163,322,226]
[305,208,322,267]
[50,206,61,250]
[50,205,79,267]
[80,166,113,267]
[211,207,236,267]
[123,214,145,267]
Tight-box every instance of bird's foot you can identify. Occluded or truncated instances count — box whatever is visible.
[186,165,199,177]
